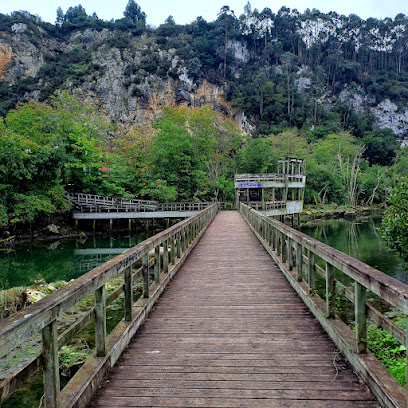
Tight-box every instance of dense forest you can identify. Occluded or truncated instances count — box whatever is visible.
[1,1,408,241]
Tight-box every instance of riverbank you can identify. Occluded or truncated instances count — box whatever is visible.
[300,204,384,222]
[0,217,171,250]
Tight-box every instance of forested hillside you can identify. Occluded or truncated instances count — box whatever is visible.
[1,1,408,228]
[1,2,408,139]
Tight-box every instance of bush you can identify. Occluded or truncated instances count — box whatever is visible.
[380,176,408,259]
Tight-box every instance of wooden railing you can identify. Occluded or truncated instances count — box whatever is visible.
[240,203,408,408]
[0,204,218,408]
[157,202,210,211]
[65,193,215,214]
[234,174,305,184]
[247,201,286,211]
[65,193,158,212]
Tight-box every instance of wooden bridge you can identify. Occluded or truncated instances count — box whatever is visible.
[1,205,408,407]
[65,193,212,222]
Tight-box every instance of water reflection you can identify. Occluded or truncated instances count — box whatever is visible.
[0,234,147,290]
[299,215,408,284]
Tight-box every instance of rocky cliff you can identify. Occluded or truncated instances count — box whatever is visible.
[1,8,408,140]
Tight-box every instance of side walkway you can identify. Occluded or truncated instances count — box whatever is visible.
[89,211,378,408]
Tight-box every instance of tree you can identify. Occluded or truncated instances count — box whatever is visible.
[164,16,176,26]
[64,5,88,24]
[280,52,298,120]
[0,93,130,226]
[237,137,272,173]
[123,0,146,25]
[216,6,237,79]
[362,128,399,166]
[55,7,64,26]
[380,176,408,259]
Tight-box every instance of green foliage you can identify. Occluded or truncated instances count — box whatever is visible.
[366,323,406,386]
[0,93,131,226]
[123,0,146,26]
[380,176,408,259]
[149,106,243,201]
[237,137,272,173]
[140,179,177,202]
[362,128,399,166]
[59,340,91,377]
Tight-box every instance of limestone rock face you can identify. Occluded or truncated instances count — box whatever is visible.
[0,18,407,140]
[11,23,27,34]
[1,33,44,84]
[371,99,408,141]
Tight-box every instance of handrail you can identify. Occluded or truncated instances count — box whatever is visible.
[0,204,218,408]
[65,193,213,213]
[247,201,287,211]
[65,193,158,207]
[240,203,408,407]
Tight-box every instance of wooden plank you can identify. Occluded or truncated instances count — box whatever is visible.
[90,397,379,408]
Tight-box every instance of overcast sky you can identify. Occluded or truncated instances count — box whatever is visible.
[2,0,408,27]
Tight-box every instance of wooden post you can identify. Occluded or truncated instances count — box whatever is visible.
[128,219,131,234]
[95,285,107,357]
[170,236,175,265]
[277,232,282,257]
[75,219,78,231]
[308,250,315,292]
[154,245,160,284]
[282,235,287,263]
[272,228,276,251]
[93,219,96,233]
[288,238,293,271]
[325,262,335,318]
[142,254,149,298]
[42,321,60,408]
[355,282,367,353]
[163,239,169,274]
[181,229,185,253]
[109,219,113,232]
[124,266,132,322]
[265,223,270,246]
[296,242,302,282]
[176,232,181,258]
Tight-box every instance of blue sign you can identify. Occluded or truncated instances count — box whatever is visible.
[237,182,263,188]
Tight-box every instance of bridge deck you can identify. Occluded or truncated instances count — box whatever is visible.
[89,211,378,408]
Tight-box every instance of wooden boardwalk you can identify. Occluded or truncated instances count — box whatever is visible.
[89,211,378,408]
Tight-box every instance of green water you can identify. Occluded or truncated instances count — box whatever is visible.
[2,215,407,290]
[299,215,408,284]
[0,230,157,290]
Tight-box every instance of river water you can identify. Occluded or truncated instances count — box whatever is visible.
[0,230,158,290]
[299,214,408,284]
[1,215,407,290]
